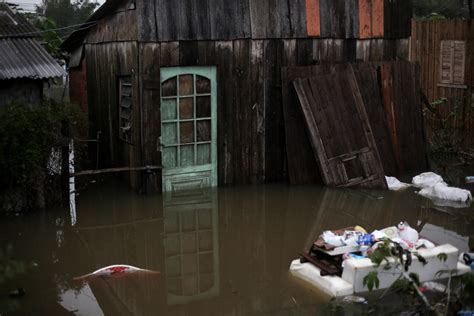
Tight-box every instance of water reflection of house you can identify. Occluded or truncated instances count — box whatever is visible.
[61,0,413,191]
[0,4,65,107]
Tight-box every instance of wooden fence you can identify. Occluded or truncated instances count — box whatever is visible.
[409,20,474,148]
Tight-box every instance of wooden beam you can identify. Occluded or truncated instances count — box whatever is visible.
[71,166,162,177]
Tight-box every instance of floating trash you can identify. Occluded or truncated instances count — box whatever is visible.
[74,264,160,281]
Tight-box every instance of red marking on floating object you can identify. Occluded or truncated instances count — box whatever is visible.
[73,264,160,281]
[106,266,130,275]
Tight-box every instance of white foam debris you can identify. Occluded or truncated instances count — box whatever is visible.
[385,176,410,191]
[412,172,447,189]
[418,183,472,203]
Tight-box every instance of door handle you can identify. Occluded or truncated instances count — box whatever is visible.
[157,136,163,152]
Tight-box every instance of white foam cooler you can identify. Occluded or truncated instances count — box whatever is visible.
[290,244,471,297]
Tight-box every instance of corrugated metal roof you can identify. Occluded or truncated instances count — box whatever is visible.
[0,4,38,37]
[0,38,66,80]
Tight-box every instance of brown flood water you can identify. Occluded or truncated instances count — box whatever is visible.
[0,180,473,315]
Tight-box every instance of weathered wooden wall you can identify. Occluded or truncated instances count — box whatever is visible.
[409,20,474,148]
[69,60,88,113]
[84,42,142,188]
[138,0,411,42]
[137,39,408,186]
[84,0,138,44]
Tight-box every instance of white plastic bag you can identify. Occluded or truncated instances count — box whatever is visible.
[418,183,472,203]
[385,176,410,191]
[412,172,447,189]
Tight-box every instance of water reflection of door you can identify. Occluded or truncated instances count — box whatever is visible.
[160,67,217,193]
[163,189,219,305]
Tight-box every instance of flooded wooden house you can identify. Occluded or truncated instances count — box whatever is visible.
[62,0,412,192]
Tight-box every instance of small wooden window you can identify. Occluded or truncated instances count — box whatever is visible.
[119,76,133,142]
[439,40,466,87]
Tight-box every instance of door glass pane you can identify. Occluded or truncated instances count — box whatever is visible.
[180,145,194,167]
[162,77,177,96]
[197,120,211,142]
[163,146,177,168]
[183,255,198,274]
[166,257,181,277]
[180,122,194,144]
[164,235,180,255]
[196,96,211,118]
[182,233,197,254]
[182,275,198,295]
[162,98,177,120]
[167,277,182,295]
[197,144,210,165]
[179,97,194,119]
[199,253,214,273]
[182,211,195,231]
[196,75,211,94]
[197,208,212,228]
[200,274,214,292]
[179,74,194,95]
[163,123,178,144]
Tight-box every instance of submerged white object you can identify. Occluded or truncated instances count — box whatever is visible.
[385,176,410,191]
[412,172,447,189]
[418,183,472,203]
[290,244,470,297]
[289,259,354,297]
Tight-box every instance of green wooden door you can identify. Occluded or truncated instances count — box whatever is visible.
[160,67,217,192]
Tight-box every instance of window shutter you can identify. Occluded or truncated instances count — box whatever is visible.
[452,41,466,85]
[439,40,466,86]
[440,41,453,84]
[119,76,133,142]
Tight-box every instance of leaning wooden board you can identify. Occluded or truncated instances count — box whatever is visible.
[293,69,387,189]
[282,63,397,184]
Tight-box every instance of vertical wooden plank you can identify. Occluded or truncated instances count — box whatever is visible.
[345,0,359,38]
[281,66,322,184]
[215,41,234,184]
[233,40,251,184]
[155,0,179,41]
[249,0,268,39]
[289,0,307,37]
[358,0,371,39]
[267,0,282,38]
[305,0,320,37]
[139,43,161,191]
[277,0,291,37]
[178,0,193,40]
[159,42,179,66]
[250,40,265,183]
[372,0,384,37]
[296,39,314,65]
[320,0,345,38]
[179,41,199,65]
[137,0,157,41]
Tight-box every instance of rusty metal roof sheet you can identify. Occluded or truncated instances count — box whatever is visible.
[0,38,66,80]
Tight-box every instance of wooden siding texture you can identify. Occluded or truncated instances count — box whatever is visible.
[84,42,142,188]
[135,39,408,185]
[139,0,411,42]
[409,20,474,148]
[85,0,138,44]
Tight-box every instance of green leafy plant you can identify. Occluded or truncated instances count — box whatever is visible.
[0,100,85,213]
